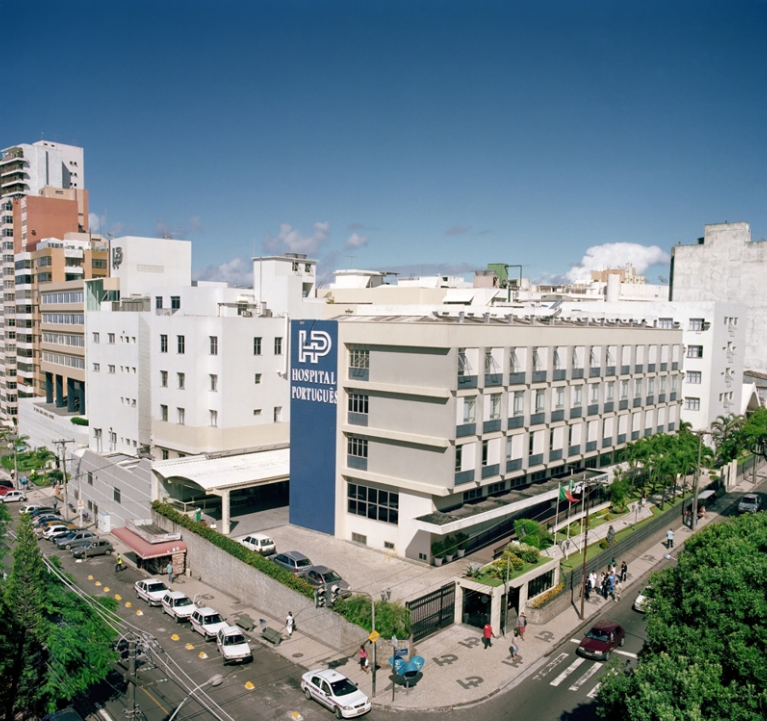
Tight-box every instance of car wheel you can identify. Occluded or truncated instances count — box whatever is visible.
[64,544,71,550]
[106,549,113,555]
[335,707,343,719]
[619,638,625,647]
[136,591,141,599]
[176,615,181,624]
[304,688,312,701]
[603,651,611,662]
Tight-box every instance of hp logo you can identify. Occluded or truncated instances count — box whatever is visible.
[298,330,332,364]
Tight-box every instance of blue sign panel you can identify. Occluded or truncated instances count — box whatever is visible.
[289,319,339,535]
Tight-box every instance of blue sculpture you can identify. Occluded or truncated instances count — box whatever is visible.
[389,655,425,678]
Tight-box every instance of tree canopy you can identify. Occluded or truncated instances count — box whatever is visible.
[597,512,767,720]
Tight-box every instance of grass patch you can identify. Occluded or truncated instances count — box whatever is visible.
[470,554,552,587]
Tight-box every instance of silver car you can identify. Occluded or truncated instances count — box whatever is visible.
[271,551,313,577]
[738,494,761,513]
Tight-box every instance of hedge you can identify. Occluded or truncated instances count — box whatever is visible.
[151,501,314,599]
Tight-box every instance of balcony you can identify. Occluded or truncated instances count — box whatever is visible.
[481,463,500,479]
[455,469,475,485]
[550,409,565,422]
[553,369,566,381]
[458,374,478,389]
[507,416,524,429]
[532,371,547,383]
[528,453,544,466]
[646,395,654,405]
[571,368,584,379]
[506,459,523,472]
[587,404,599,416]
[549,449,563,461]
[508,371,526,385]
[603,401,614,413]
[348,412,368,426]
[586,441,597,452]
[570,406,582,419]
[589,367,601,378]
[606,366,616,376]
[456,422,476,437]
[484,373,503,387]
[617,433,626,444]
[621,365,630,375]
[530,412,546,425]
[483,419,502,434]
[347,456,368,471]
[568,445,580,456]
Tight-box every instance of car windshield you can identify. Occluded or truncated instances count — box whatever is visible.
[147,583,167,593]
[204,614,224,624]
[225,633,246,645]
[586,628,611,642]
[330,678,359,696]
[323,571,342,582]
[296,558,312,568]
[175,597,192,607]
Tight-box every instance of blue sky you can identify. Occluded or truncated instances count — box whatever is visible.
[7,0,767,286]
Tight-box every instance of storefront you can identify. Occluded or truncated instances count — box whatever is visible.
[112,521,187,577]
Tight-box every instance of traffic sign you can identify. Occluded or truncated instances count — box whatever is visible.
[368,630,380,643]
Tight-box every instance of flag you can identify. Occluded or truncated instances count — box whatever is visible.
[559,484,579,504]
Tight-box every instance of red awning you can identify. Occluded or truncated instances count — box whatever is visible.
[112,526,187,560]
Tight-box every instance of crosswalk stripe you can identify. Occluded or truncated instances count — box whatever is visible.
[550,658,586,686]
[587,682,601,698]
[533,652,569,681]
[569,661,600,691]
[616,650,637,658]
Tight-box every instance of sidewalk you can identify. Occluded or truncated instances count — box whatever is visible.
[33,468,764,711]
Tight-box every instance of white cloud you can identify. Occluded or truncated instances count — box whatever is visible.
[344,232,368,250]
[193,257,253,287]
[566,242,670,283]
[88,213,102,232]
[263,221,330,255]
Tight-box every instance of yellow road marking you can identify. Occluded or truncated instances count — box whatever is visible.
[140,686,169,715]
[245,681,255,690]
[115,594,122,600]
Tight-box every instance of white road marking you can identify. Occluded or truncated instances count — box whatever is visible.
[569,661,600,691]
[533,652,569,681]
[616,650,637,658]
[550,657,586,686]
[569,638,580,644]
[587,682,601,698]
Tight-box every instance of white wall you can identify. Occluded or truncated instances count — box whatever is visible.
[109,237,192,296]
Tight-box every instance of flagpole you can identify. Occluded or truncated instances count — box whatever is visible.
[554,483,561,538]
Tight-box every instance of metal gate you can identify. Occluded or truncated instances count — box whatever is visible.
[406,582,456,642]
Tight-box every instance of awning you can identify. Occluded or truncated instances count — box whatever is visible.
[112,526,187,560]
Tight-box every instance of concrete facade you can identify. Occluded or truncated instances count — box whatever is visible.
[671,222,767,375]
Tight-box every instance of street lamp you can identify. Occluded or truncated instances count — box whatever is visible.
[168,674,224,721]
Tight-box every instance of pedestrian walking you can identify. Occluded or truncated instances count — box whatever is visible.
[286,611,295,637]
[667,528,674,549]
[517,612,527,641]
[166,561,174,584]
[359,645,369,673]
[482,622,495,649]
[115,553,123,573]
[614,580,622,603]
[585,575,591,600]
[601,573,609,599]
[510,638,520,660]
[608,572,616,601]
[620,561,628,583]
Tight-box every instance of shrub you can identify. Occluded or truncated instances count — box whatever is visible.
[454,531,469,549]
[431,540,446,559]
[70,417,89,426]
[528,582,565,609]
[515,518,543,547]
[464,561,483,578]
[333,595,411,638]
[486,552,525,579]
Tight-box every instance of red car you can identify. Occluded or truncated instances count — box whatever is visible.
[577,620,625,661]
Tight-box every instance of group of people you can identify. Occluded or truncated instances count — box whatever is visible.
[586,560,627,602]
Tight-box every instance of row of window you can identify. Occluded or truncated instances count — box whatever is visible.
[42,351,85,369]
[42,332,84,347]
[157,334,283,355]
[347,482,398,525]
[158,371,263,391]
[158,405,283,425]
[41,291,84,304]
[42,313,84,325]
[92,332,136,344]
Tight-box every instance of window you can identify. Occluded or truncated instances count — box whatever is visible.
[590,383,599,403]
[160,370,168,387]
[606,381,615,401]
[513,390,524,416]
[348,436,368,459]
[209,336,218,355]
[87,472,93,486]
[177,372,185,389]
[177,335,185,354]
[671,375,678,392]
[687,345,703,359]
[92,332,100,343]
[490,393,501,419]
[689,318,705,332]
[210,410,218,427]
[660,376,667,393]
[535,388,545,412]
[634,379,643,398]
[274,337,283,355]
[455,445,463,472]
[350,349,369,372]
[658,318,674,329]
[253,409,262,416]
[210,374,218,391]
[161,449,169,460]
[620,379,629,399]
[555,386,565,409]
[177,407,185,425]
[253,337,262,355]
[108,364,115,374]
[482,440,489,466]
[171,296,180,310]
[108,333,115,344]
[274,406,283,422]
[349,393,369,414]
[160,334,168,353]
[155,296,163,309]
[573,385,583,407]
[160,404,168,421]
[686,371,702,384]
[347,482,398,525]
[648,377,655,395]
[462,397,476,423]
[254,373,262,384]
[114,488,121,504]
[684,397,701,411]
[93,363,100,372]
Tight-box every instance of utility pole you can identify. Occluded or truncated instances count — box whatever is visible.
[691,432,703,529]
[55,439,75,521]
[579,485,592,621]
[128,635,137,718]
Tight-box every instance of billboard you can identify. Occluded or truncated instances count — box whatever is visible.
[289,319,339,535]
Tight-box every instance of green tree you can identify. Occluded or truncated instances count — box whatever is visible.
[742,407,767,458]
[0,514,118,717]
[597,512,767,720]
[710,413,746,467]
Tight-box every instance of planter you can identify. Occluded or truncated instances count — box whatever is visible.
[456,549,466,558]
[433,557,444,567]
[445,553,455,563]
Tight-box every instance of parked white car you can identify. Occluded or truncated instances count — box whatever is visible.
[1,490,27,503]
[190,607,228,641]
[301,669,371,718]
[216,625,252,665]
[134,579,169,606]
[239,533,276,555]
[633,585,653,613]
[162,591,196,622]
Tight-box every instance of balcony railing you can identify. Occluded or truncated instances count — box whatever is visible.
[456,422,476,438]
[507,416,524,429]
[455,469,475,485]
[483,419,502,433]
[481,463,500,479]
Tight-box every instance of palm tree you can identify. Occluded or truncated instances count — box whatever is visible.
[710,413,746,467]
